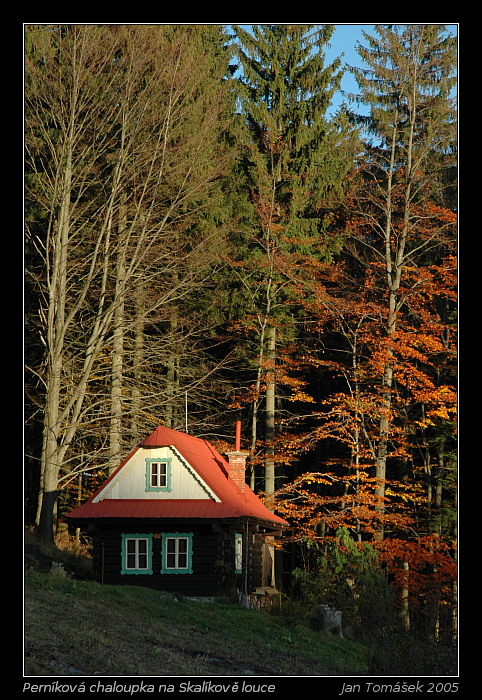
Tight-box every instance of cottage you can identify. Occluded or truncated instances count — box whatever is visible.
[65,424,287,598]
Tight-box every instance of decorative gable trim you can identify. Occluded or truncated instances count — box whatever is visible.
[92,447,141,503]
[167,445,221,502]
[92,444,221,503]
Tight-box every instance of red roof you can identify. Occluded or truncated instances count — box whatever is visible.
[65,425,287,527]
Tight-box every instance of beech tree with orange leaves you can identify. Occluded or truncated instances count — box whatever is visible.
[271,25,457,641]
[345,25,457,541]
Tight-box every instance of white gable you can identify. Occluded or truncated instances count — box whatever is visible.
[93,445,220,503]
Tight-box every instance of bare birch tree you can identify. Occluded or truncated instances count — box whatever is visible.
[25,24,233,542]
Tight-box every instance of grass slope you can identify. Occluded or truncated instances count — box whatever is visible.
[24,569,369,677]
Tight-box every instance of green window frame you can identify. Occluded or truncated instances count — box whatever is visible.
[121,534,153,575]
[161,533,193,574]
[145,457,172,492]
[235,533,243,574]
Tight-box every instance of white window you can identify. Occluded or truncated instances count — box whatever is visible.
[151,461,167,488]
[121,534,153,574]
[145,458,172,492]
[161,533,193,574]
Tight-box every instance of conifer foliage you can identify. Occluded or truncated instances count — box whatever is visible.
[229,25,356,493]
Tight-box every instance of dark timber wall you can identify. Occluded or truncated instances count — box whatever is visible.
[89,517,272,596]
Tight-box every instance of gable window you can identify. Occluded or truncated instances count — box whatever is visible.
[161,533,193,574]
[145,458,172,492]
[121,534,153,575]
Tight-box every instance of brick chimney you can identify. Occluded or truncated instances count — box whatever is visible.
[226,420,249,493]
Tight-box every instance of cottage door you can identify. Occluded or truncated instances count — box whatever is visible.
[261,540,273,587]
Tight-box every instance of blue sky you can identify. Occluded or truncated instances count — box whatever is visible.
[324,24,374,114]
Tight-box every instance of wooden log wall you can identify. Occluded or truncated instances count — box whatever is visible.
[88,517,279,597]
[92,519,225,596]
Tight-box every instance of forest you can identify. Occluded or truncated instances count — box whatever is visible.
[25,24,457,651]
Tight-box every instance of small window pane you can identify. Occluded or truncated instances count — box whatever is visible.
[159,463,166,486]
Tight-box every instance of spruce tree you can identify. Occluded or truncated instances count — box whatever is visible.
[230,24,356,493]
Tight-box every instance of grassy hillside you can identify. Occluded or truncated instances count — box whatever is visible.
[24,568,369,677]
